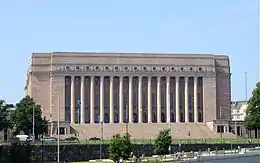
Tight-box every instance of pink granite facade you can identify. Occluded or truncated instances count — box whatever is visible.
[24,52,231,138]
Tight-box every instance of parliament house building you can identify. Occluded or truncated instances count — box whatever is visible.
[25,52,233,139]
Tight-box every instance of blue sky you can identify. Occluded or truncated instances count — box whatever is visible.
[0,0,259,104]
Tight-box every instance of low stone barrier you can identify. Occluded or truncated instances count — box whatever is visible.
[0,143,259,162]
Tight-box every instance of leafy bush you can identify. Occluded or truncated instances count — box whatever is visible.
[154,129,172,155]
[108,133,132,162]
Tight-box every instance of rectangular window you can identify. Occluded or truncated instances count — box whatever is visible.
[56,127,65,135]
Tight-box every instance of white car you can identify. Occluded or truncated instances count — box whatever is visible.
[16,135,31,141]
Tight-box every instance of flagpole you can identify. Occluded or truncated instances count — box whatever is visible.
[245,72,247,101]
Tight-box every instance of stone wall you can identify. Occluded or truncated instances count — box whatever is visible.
[1,143,259,162]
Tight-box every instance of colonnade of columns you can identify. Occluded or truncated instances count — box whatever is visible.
[65,76,203,124]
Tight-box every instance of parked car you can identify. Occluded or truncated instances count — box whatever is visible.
[89,137,101,141]
[16,135,32,141]
[40,137,57,142]
[64,136,79,141]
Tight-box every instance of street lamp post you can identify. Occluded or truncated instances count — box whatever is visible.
[32,106,35,142]
[220,106,223,140]
[98,115,104,160]
[76,100,81,137]
[41,135,44,162]
[126,105,129,134]
[57,96,60,163]
[50,105,54,137]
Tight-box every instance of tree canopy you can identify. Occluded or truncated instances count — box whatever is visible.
[0,99,11,131]
[11,95,48,138]
[245,82,260,130]
[108,133,132,162]
[154,129,172,155]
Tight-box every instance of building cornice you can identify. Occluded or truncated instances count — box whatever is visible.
[31,52,229,60]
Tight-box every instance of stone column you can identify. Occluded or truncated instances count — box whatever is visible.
[119,76,123,123]
[138,76,143,123]
[70,76,75,123]
[80,76,85,124]
[166,76,171,123]
[147,76,152,123]
[194,77,198,122]
[185,77,189,122]
[90,76,95,123]
[100,76,104,123]
[157,76,161,123]
[129,76,133,123]
[175,77,180,122]
[109,76,114,123]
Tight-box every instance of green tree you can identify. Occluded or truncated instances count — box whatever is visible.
[154,129,172,155]
[11,95,48,138]
[0,99,11,131]
[108,133,132,162]
[245,82,260,138]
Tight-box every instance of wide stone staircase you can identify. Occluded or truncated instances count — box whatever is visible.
[70,123,236,140]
